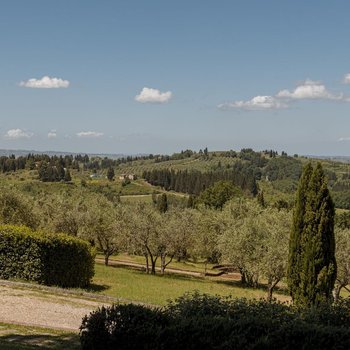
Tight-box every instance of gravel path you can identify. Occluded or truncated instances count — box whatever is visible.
[0,284,109,331]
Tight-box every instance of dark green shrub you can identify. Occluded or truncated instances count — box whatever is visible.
[80,293,350,350]
[80,304,167,350]
[0,225,95,287]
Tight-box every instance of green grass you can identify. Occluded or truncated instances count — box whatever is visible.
[90,264,288,306]
[120,194,154,204]
[0,323,80,350]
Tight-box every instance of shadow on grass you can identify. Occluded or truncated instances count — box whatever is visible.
[214,279,289,297]
[0,333,80,350]
[84,283,110,293]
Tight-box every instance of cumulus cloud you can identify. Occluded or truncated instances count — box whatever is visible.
[4,129,33,139]
[76,131,104,138]
[47,130,57,139]
[135,87,172,103]
[218,95,288,111]
[277,79,342,100]
[343,74,350,84]
[19,76,70,89]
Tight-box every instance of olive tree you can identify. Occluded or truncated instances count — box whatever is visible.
[128,203,162,274]
[220,199,264,286]
[258,208,291,301]
[334,228,350,301]
[195,208,223,274]
[80,196,127,266]
[158,208,197,274]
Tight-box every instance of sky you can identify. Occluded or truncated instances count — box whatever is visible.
[1,0,350,155]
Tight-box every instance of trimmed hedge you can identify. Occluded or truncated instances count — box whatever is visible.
[0,225,95,287]
[80,293,350,350]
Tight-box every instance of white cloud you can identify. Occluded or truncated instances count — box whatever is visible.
[4,129,33,139]
[47,130,57,139]
[19,76,70,89]
[218,95,288,111]
[338,137,350,142]
[76,131,104,138]
[277,79,342,100]
[135,87,172,103]
[343,74,350,84]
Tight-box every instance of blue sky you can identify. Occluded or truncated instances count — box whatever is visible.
[1,0,350,155]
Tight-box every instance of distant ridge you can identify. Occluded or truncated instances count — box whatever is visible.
[305,155,350,163]
[0,149,146,159]
[1,148,349,162]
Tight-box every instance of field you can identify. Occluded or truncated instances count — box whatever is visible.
[90,263,288,306]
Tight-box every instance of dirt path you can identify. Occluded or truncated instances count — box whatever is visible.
[0,283,109,332]
[120,194,151,198]
[96,257,204,276]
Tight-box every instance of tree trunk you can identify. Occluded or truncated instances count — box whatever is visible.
[144,254,149,274]
[266,278,280,302]
[145,246,157,275]
[151,259,156,275]
[239,268,246,285]
[267,286,273,302]
[104,254,109,266]
[161,254,165,275]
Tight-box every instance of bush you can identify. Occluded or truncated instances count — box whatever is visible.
[80,293,350,350]
[80,304,167,350]
[0,225,95,287]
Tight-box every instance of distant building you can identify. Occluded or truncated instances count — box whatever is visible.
[90,173,103,179]
[119,174,137,180]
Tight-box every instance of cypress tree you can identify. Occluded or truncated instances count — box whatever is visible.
[157,193,168,213]
[287,163,336,307]
[107,167,115,181]
[64,169,72,182]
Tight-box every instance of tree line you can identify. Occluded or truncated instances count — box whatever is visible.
[143,168,258,196]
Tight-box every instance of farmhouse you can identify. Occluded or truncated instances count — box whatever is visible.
[119,174,137,180]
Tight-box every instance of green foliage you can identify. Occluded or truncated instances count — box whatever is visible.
[335,211,350,229]
[79,197,128,266]
[334,228,350,300]
[256,190,266,207]
[263,156,302,181]
[197,180,241,209]
[80,293,350,350]
[157,193,168,213]
[106,167,115,181]
[332,190,350,210]
[0,190,39,229]
[0,225,95,287]
[143,167,258,196]
[80,304,166,350]
[64,168,72,182]
[38,162,71,182]
[220,200,291,295]
[288,163,336,307]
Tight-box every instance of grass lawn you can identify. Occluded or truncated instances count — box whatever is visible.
[0,323,80,350]
[90,264,289,306]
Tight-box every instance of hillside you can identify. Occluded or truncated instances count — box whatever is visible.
[0,148,349,209]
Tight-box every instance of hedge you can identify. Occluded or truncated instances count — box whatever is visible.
[0,225,95,288]
[80,293,350,350]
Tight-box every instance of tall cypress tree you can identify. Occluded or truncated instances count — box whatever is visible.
[287,163,336,307]
[157,193,168,213]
